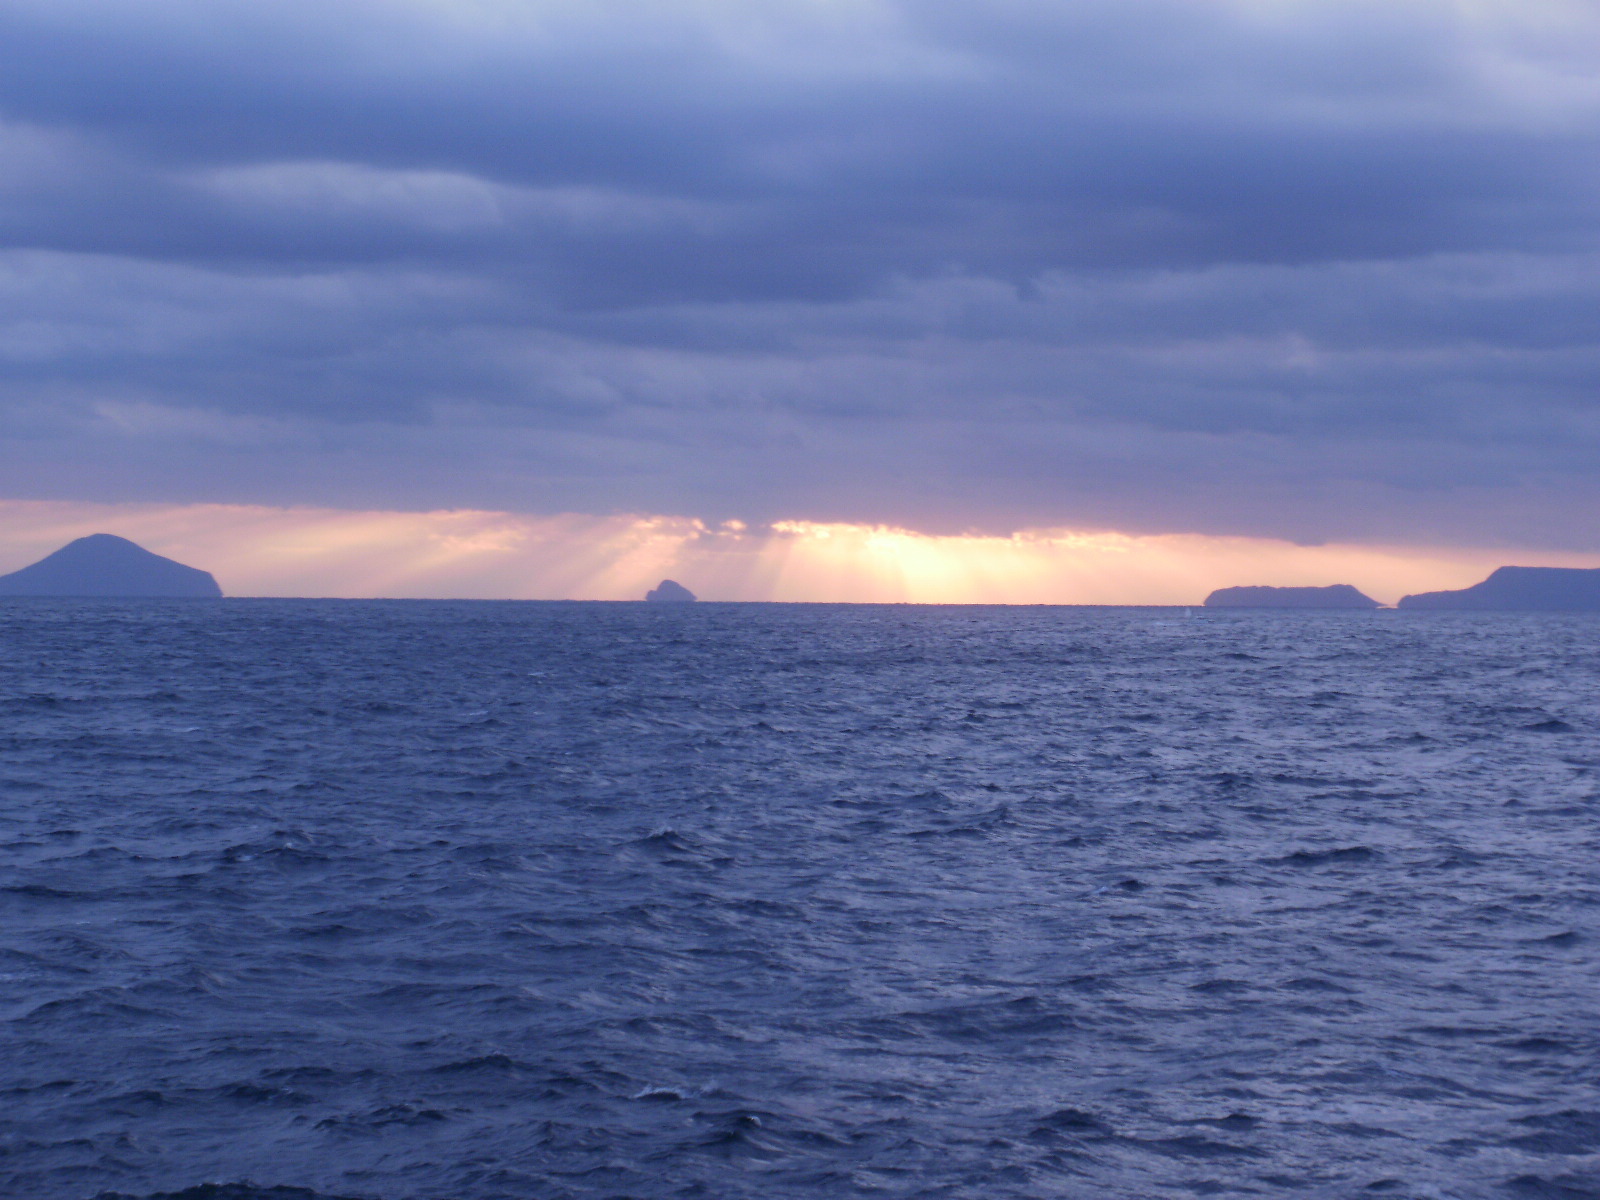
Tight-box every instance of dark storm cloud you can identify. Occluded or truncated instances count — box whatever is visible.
[4,0,1596,281]
[3,0,1600,545]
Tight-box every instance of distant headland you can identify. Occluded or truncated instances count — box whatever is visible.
[0,534,222,598]
[645,579,696,602]
[1204,584,1379,609]
[1202,565,1600,611]
[1398,566,1600,610]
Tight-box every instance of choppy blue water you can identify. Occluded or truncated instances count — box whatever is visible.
[2,600,1599,1200]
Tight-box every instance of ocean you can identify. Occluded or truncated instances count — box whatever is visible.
[1,600,1597,1200]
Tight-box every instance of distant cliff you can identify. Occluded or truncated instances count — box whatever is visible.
[645,579,696,603]
[0,534,222,598]
[1399,566,1600,610]
[1204,584,1380,609]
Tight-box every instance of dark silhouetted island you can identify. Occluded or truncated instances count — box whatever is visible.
[1204,584,1379,609]
[0,533,223,598]
[645,579,696,603]
[1399,566,1600,610]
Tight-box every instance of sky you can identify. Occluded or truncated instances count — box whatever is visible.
[4,0,1600,600]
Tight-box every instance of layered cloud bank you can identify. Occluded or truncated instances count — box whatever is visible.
[3,1,1600,546]
[3,500,1595,605]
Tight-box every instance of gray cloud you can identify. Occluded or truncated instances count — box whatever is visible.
[3,0,1600,547]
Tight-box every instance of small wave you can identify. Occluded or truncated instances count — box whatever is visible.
[1135,1133,1264,1160]
[1507,1111,1600,1156]
[1528,930,1583,948]
[427,1053,526,1074]
[1189,978,1251,994]
[1500,1036,1573,1053]
[1188,1112,1260,1131]
[315,1103,448,1130]
[1503,1173,1600,1199]
[91,1187,373,1200]
[1269,845,1381,867]
[1031,1107,1113,1136]
[631,1085,687,1101]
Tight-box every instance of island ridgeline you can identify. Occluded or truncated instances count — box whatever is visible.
[1398,566,1600,610]
[1204,584,1380,609]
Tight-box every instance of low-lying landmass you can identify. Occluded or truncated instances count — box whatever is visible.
[1204,584,1380,609]
[1398,566,1600,610]
[0,533,222,598]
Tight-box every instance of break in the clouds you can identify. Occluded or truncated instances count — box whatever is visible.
[10,499,1600,605]
[4,0,1600,548]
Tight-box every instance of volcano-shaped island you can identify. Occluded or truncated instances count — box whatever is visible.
[0,534,223,598]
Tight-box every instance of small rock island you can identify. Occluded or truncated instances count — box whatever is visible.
[1204,584,1380,609]
[1398,566,1600,610]
[0,533,223,598]
[645,579,697,603]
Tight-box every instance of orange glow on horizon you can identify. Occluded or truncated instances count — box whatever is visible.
[1,499,1598,605]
